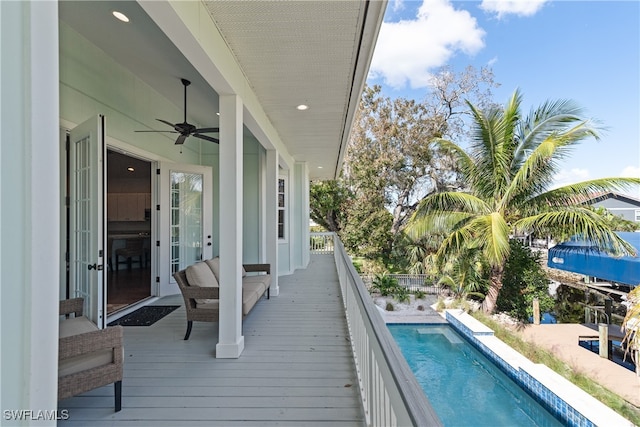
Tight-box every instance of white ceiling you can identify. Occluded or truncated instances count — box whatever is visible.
[59,0,385,180]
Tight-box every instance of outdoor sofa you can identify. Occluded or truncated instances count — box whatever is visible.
[174,257,271,340]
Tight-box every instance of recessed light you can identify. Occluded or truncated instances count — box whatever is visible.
[112,11,130,23]
[317,166,323,169]
[296,104,309,111]
[127,167,135,172]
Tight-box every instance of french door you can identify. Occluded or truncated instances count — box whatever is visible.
[69,115,106,328]
[158,163,213,295]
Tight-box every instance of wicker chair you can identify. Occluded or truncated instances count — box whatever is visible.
[58,298,124,412]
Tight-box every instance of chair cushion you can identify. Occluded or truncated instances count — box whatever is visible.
[59,316,98,338]
[58,317,114,377]
[59,349,114,377]
[186,262,219,304]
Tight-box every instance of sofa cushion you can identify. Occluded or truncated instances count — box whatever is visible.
[242,275,271,292]
[242,282,265,315]
[205,257,220,280]
[196,300,220,311]
[206,257,247,280]
[186,261,218,304]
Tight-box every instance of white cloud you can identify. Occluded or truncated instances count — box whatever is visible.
[480,0,549,19]
[552,168,590,189]
[621,165,640,178]
[391,0,405,13]
[369,0,485,90]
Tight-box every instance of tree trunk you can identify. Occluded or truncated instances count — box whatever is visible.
[482,266,504,314]
[391,185,413,235]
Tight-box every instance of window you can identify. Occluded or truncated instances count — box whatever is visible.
[278,177,287,240]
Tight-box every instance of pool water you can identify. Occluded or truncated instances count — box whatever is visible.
[389,324,563,427]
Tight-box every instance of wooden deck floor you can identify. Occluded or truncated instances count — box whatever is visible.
[59,255,365,426]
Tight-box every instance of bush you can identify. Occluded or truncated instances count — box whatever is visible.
[371,274,398,297]
[496,240,555,322]
[414,289,426,299]
[393,286,410,304]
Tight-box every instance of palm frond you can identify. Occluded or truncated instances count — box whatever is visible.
[529,177,640,209]
[471,212,511,266]
[515,208,636,256]
[431,138,475,179]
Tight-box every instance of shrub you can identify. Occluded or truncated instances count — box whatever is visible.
[414,289,426,299]
[371,274,399,297]
[393,286,410,304]
[496,240,555,322]
[385,302,395,311]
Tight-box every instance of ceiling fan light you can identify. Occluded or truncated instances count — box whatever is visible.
[112,11,130,23]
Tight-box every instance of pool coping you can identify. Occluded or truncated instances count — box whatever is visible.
[443,309,634,427]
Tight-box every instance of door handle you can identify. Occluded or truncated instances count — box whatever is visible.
[88,263,104,271]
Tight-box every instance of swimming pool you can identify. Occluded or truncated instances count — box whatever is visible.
[389,324,563,427]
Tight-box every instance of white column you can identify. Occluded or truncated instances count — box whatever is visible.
[1,0,60,415]
[216,94,244,358]
[265,150,279,296]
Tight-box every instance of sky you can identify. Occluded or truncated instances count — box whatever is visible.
[367,0,640,197]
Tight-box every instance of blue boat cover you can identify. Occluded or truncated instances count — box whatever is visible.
[547,232,640,286]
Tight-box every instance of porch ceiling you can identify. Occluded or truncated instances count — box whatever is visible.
[59,1,385,180]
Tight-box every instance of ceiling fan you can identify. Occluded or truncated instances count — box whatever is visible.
[136,78,219,145]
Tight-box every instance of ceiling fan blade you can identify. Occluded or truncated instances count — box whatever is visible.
[156,118,177,129]
[175,134,188,145]
[193,133,220,144]
[194,127,219,133]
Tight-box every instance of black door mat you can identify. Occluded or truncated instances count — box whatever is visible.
[108,305,179,327]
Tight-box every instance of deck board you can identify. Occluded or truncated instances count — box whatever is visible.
[58,255,365,426]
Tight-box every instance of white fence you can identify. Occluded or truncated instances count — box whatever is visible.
[326,233,441,426]
[361,274,442,295]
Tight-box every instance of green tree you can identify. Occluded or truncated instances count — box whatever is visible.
[496,240,554,322]
[344,68,498,241]
[408,89,640,313]
[309,180,352,233]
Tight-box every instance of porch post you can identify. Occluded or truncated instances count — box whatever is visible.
[1,0,60,414]
[265,149,279,296]
[216,94,244,358]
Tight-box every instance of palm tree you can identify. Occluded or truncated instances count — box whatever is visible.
[437,249,487,300]
[408,89,640,313]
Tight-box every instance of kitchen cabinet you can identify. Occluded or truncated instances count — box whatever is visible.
[107,193,150,221]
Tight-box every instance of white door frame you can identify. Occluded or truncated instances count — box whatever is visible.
[158,162,214,296]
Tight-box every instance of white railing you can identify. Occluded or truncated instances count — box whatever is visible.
[310,232,335,254]
[325,233,441,426]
